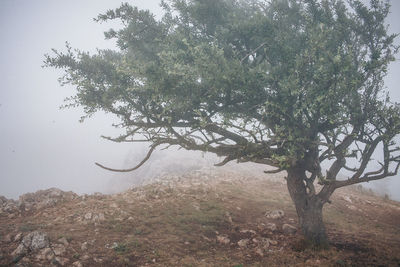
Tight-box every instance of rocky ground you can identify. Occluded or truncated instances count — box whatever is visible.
[0,168,399,266]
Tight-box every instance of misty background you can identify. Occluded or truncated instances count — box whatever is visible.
[0,0,399,200]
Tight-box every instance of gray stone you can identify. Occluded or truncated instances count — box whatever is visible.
[57,237,69,246]
[282,223,297,234]
[11,244,28,257]
[18,188,77,211]
[14,232,23,242]
[98,212,105,221]
[81,254,90,261]
[81,242,88,251]
[54,257,69,266]
[266,223,277,231]
[94,257,103,263]
[3,201,19,213]
[255,247,264,257]
[52,244,66,256]
[20,231,49,252]
[260,238,271,249]
[265,210,285,219]
[0,195,7,205]
[237,239,250,248]
[84,212,92,220]
[217,235,230,245]
[266,238,278,245]
[240,229,257,235]
[36,247,54,261]
[343,195,352,203]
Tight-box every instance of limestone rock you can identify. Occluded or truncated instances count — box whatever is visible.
[18,188,77,211]
[57,237,69,246]
[237,239,250,248]
[54,256,69,266]
[282,224,297,234]
[343,195,352,203]
[347,205,357,211]
[217,235,230,245]
[255,247,264,257]
[240,229,257,235]
[84,212,92,220]
[0,195,7,205]
[260,238,271,249]
[266,223,277,231]
[11,244,28,258]
[3,200,19,213]
[81,241,88,251]
[94,257,103,263]
[266,238,278,245]
[98,212,106,221]
[52,244,66,256]
[81,254,90,261]
[225,212,233,224]
[265,210,285,219]
[11,231,50,261]
[22,231,49,251]
[36,247,54,261]
[14,232,23,242]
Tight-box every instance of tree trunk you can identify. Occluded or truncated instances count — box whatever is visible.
[287,166,328,248]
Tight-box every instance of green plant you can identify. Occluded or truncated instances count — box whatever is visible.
[113,243,128,254]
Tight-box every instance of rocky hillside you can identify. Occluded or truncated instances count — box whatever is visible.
[1,169,399,266]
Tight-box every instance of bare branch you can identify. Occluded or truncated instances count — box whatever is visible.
[214,155,236,166]
[343,165,359,172]
[95,144,158,172]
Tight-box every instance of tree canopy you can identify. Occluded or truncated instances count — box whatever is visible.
[45,0,400,245]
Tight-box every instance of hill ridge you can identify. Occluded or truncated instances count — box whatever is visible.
[1,169,399,266]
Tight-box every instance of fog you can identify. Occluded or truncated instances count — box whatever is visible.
[0,0,399,200]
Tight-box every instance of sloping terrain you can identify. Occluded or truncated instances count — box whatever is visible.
[1,169,399,266]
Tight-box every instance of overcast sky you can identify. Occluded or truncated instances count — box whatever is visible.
[0,0,399,200]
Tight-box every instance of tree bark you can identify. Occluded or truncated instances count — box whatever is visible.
[287,166,328,247]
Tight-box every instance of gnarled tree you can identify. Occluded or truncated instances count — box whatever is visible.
[45,0,400,246]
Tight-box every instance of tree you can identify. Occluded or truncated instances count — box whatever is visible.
[45,0,400,247]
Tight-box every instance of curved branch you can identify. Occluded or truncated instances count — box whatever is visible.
[95,144,157,172]
[214,155,236,166]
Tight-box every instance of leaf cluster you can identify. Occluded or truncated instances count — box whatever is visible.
[44,0,400,190]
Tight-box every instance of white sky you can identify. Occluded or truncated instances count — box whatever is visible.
[0,0,399,199]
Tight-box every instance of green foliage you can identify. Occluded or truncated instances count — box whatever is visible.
[113,243,128,254]
[45,0,399,188]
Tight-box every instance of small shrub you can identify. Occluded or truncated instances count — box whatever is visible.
[113,243,128,254]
